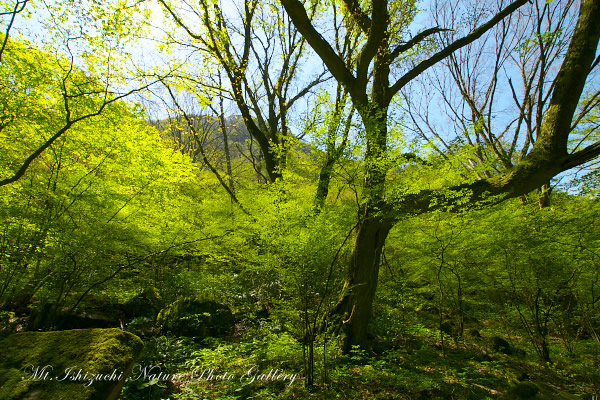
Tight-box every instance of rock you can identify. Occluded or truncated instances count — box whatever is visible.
[468,329,481,338]
[27,303,56,331]
[65,296,124,330]
[490,336,513,355]
[156,297,234,339]
[4,292,34,315]
[122,288,163,319]
[0,328,143,400]
[125,316,159,338]
[507,382,539,399]
[28,305,121,331]
[58,312,119,330]
[440,321,455,336]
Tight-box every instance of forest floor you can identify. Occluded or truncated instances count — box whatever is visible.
[120,318,599,400]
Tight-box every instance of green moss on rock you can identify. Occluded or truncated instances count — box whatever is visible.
[502,381,581,400]
[156,297,234,338]
[0,328,143,400]
[123,288,163,319]
[508,382,540,399]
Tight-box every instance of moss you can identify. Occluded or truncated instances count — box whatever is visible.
[502,381,580,400]
[156,296,234,338]
[508,382,539,399]
[123,287,163,318]
[0,328,143,400]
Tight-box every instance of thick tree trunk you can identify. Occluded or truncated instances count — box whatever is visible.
[334,207,392,353]
[334,100,391,352]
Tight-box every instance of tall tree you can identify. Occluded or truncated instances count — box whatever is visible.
[159,0,326,183]
[0,37,206,309]
[281,0,600,351]
[310,0,360,209]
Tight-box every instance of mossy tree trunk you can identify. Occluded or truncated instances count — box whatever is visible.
[335,211,393,352]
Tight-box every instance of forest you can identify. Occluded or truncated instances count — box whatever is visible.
[0,0,599,398]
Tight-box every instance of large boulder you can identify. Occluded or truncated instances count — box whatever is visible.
[506,382,540,399]
[122,288,163,319]
[0,328,143,400]
[156,297,234,339]
[489,336,513,355]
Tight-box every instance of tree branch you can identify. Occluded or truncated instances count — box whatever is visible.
[388,0,529,101]
[355,0,388,86]
[562,141,600,170]
[280,0,359,100]
[341,0,370,33]
[389,0,600,220]
[388,27,450,62]
[0,0,29,63]
[0,80,160,188]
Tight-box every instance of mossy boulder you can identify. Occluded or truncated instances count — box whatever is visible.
[502,381,580,400]
[122,288,163,319]
[156,297,234,338]
[0,328,143,400]
[507,382,540,399]
[489,336,513,355]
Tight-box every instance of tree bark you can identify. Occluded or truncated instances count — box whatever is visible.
[334,210,392,352]
[333,95,391,351]
[314,159,335,210]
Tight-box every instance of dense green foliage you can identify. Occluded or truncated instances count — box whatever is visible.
[0,37,208,311]
[114,196,600,399]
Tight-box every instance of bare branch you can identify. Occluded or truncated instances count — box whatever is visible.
[388,27,450,62]
[388,0,529,101]
[0,0,29,63]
